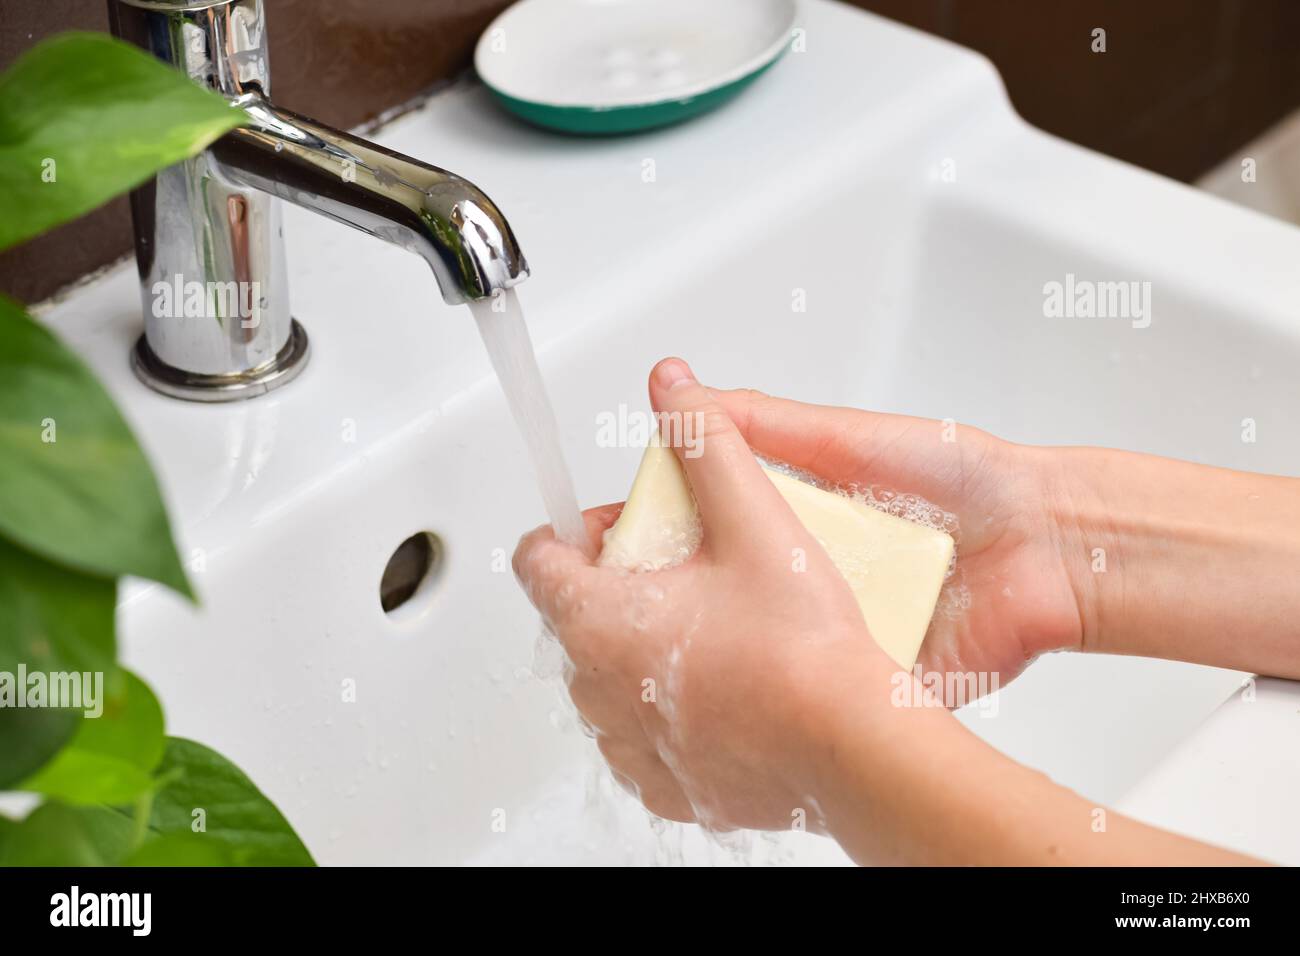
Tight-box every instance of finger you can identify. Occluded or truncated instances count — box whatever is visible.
[577,501,625,554]
[596,736,696,824]
[647,358,800,557]
[710,386,975,500]
[512,504,622,626]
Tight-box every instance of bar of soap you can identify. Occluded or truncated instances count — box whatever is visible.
[599,441,955,670]
[598,437,703,573]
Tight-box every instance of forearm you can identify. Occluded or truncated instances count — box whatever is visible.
[1039,446,1300,678]
[806,665,1262,865]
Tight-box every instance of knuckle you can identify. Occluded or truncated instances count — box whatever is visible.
[641,785,695,824]
[696,407,737,442]
[595,734,637,776]
[594,733,619,763]
[736,386,773,409]
[608,766,642,800]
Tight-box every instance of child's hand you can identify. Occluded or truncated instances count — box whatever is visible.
[514,359,902,830]
[514,359,1266,867]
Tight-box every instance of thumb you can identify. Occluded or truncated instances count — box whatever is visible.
[648,357,798,557]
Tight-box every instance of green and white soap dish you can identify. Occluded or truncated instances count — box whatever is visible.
[475,0,799,135]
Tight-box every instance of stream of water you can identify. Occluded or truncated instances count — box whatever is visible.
[469,289,588,552]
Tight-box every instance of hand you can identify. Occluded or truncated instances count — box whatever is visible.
[514,358,903,830]
[709,387,1085,691]
[513,359,1267,865]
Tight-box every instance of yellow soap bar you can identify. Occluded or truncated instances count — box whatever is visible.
[599,441,954,670]
[598,436,703,573]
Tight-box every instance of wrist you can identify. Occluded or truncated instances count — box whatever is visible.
[1031,443,1300,671]
[793,649,972,862]
[1029,444,1126,655]
[800,659,1106,865]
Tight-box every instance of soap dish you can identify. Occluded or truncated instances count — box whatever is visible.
[475,0,799,135]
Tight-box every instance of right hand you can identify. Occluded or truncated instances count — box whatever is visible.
[513,360,898,830]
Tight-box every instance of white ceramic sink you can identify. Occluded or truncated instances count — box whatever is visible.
[39,0,1300,864]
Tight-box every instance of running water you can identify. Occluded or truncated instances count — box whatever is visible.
[469,289,588,551]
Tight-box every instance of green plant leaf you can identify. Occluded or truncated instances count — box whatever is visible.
[0,295,193,597]
[140,737,315,866]
[0,736,316,866]
[125,832,238,866]
[62,670,165,771]
[0,709,80,791]
[0,814,14,856]
[19,671,166,805]
[0,31,247,252]
[0,535,116,787]
[0,802,134,866]
[0,32,313,871]
[20,752,153,807]
[0,535,116,675]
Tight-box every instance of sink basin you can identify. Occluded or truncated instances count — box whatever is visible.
[38,0,1300,865]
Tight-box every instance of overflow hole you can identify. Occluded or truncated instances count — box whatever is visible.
[381,532,444,616]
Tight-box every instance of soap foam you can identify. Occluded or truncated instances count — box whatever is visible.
[599,514,702,573]
[843,484,970,621]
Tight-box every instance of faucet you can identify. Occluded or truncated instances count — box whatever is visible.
[109,0,529,401]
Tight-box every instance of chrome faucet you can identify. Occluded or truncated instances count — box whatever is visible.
[109,0,528,401]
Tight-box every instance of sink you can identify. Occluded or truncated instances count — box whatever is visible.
[38,0,1300,864]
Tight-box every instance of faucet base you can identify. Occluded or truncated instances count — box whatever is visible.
[131,320,311,403]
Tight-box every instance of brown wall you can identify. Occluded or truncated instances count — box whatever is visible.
[3,0,1298,304]
[870,0,1300,182]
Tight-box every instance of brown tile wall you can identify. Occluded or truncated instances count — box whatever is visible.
[875,0,1300,182]
[3,0,1297,304]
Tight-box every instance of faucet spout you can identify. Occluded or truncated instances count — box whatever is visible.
[212,96,528,306]
[109,0,528,401]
